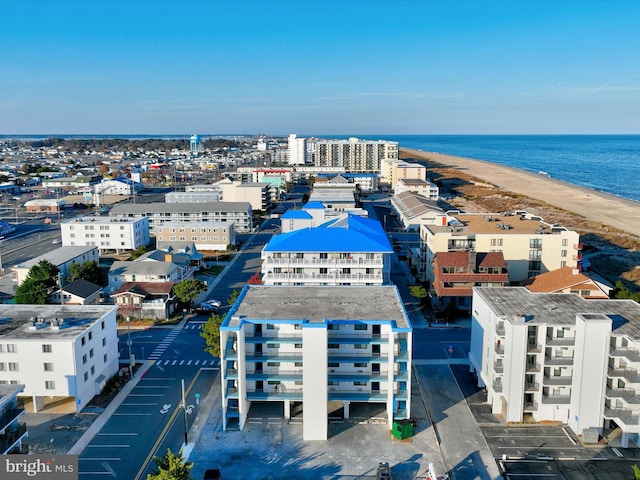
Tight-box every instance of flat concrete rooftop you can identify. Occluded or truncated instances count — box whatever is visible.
[227,285,411,330]
[474,286,640,339]
[0,304,117,339]
[427,212,570,235]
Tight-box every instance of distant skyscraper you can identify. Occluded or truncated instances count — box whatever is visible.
[288,134,306,165]
[190,134,202,155]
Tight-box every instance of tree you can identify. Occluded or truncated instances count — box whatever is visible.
[27,260,59,285]
[200,313,224,357]
[247,272,262,285]
[408,285,429,305]
[146,448,193,480]
[14,277,50,304]
[173,279,207,306]
[69,260,106,286]
[14,260,59,304]
[227,290,240,306]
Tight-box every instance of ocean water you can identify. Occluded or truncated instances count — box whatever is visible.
[353,135,640,203]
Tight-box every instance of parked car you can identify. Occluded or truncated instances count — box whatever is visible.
[203,468,222,480]
[376,462,392,480]
[205,299,222,308]
[52,237,62,244]
[196,302,219,313]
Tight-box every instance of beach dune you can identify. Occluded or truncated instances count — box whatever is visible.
[402,148,640,238]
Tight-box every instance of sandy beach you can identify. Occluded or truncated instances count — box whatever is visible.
[401,148,640,238]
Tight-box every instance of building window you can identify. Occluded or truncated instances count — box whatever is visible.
[294,343,302,349]
[91,366,95,375]
[89,332,93,341]
[267,362,280,367]
[354,381,367,386]
[354,344,367,349]
[354,324,368,331]
[42,344,52,353]
[104,353,108,363]
[81,337,86,346]
[82,354,87,364]
[43,363,54,372]
[561,250,567,257]
[295,362,303,367]
[7,344,17,353]
[90,348,94,358]
[328,362,339,368]
[328,344,339,349]
[0,363,4,371]
[266,343,278,349]
[8,363,18,371]
[45,381,55,390]
[84,372,89,382]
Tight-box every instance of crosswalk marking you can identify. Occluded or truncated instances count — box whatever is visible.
[152,359,217,366]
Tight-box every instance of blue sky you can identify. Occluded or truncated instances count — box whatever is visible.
[1,0,639,134]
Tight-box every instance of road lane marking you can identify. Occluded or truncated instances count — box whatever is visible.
[134,370,204,480]
[86,444,130,448]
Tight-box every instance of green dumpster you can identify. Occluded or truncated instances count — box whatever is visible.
[392,419,414,440]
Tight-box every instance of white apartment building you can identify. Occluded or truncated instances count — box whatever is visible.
[470,287,640,448]
[12,246,99,286]
[220,285,412,440]
[262,214,392,286]
[395,178,439,201]
[307,138,398,172]
[61,216,150,253]
[288,134,306,165]
[0,304,119,413]
[154,221,235,251]
[108,201,253,233]
[419,211,582,283]
[236,167,293,184]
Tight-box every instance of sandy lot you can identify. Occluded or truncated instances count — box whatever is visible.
[402,148,640,238]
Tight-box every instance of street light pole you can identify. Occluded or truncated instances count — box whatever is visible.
[181,378,188,445]
[126,316,133,377]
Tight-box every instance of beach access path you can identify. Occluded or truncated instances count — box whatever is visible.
[403,149,640,238]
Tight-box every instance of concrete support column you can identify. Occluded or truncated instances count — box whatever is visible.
[344,401,350,419]
[32,395,45,413]
[622,431,630,449]
[284,400,291,420]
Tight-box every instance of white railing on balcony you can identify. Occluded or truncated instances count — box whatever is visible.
[263,257,383,266]
[604,407,640,426]
[605,387,640,405]
[608,367,640,383]
[545,337,575,346]
[265,272,380,281]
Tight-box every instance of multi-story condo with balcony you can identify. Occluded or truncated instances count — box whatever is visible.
[307,137,398,172]
[390,191,448,232]
[220,285,412,440]
[394,178,439,201]
[261,214,392,286]
[109,201,252,233]
[0,304,119,413]
[420,211,582,283]
[61,216,150,254]
[470,286,640,448]
[380,159,427,189]
[0,384,27,453]
[431,251,508,314]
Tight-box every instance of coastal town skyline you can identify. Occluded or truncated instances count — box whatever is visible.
[2,0,639,135]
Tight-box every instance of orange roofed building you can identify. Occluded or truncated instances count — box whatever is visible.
[431,251,509,314]
[524,266,613,299]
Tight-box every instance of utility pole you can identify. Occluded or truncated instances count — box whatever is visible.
[181,378,188,445]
